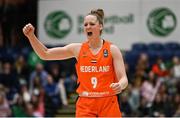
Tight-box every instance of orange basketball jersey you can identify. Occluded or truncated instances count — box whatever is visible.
[76,40,118,97]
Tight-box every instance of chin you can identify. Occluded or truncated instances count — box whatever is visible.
[87,36,94,40]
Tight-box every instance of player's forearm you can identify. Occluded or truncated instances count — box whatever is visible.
[27,34,48,60]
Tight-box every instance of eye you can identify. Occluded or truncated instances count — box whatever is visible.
[90,23,95,26]
[84,22,95,27]
[84,23,88,27]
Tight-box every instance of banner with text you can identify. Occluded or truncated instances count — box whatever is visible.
[38,0,179,50]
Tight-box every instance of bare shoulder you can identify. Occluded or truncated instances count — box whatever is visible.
[67,43,82,48]
[110,44,121,54]
[110,44,124,60]
[66,43,82,58]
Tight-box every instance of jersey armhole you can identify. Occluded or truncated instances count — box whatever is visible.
[76,42,86,63]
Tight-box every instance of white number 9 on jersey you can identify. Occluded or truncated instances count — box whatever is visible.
[91,77,97,89]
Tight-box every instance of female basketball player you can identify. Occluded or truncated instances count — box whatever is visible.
[23,9,128,117]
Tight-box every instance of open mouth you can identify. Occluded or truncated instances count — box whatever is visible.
[87,32,93,36]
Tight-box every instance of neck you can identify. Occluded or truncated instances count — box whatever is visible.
[88,38,103,49]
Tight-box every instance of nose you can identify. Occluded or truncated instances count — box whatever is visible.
[86,24,91,29]
[85,23,91,29]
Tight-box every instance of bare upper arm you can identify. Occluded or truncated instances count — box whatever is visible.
[110,44,127,81]
[44,43,82,60]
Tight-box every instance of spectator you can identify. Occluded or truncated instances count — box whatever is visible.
[58,72,68,106]
[0,23,3,47]
[14,54,30,82]
[0,91,11,117]
[152,57,169,77]
[140,71,162,104]
[128,81,140,114]
[0,61,20,104]
[47,63,68,107]
[29,62,48,95]
[48,62,61,83]
[162,93,176,117]
[174,94,180,112]
[31,94,44,117]
[27,51,44,70]
[124,62,133,83]
[151,93,165,117]
[119,93,132,117]
[24,102,34,117]
[11,94,27,117]
[171,56,180,79]
[137,97,150,116]
[21,84,31,103]
[174,104,180,117]
[44,74,61,116]
[64,73,77,98]
[136,53,150,74]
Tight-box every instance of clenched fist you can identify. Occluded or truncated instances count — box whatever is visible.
[22,23,35,38]
[110,82,122,94]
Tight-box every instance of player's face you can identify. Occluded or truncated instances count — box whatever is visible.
[84,15,102,39]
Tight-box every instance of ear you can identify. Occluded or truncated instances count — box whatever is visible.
[100,24,103,30]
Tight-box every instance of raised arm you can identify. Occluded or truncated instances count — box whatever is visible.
[23,23,81,60]
[110,44,128,94]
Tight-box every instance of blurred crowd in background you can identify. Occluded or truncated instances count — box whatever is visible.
[0,0,180,117]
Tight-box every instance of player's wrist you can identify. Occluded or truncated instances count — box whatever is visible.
[121,79,128,91]
[118,80,126,91]
[27,33,35,39]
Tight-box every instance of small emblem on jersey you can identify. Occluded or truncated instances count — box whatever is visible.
[91,59,97,63]
[103,49,108,57]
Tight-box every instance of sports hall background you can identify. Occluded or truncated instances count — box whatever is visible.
[0,0,179,117]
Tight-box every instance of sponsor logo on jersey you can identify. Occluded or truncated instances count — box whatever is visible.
[80,91,110,97]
